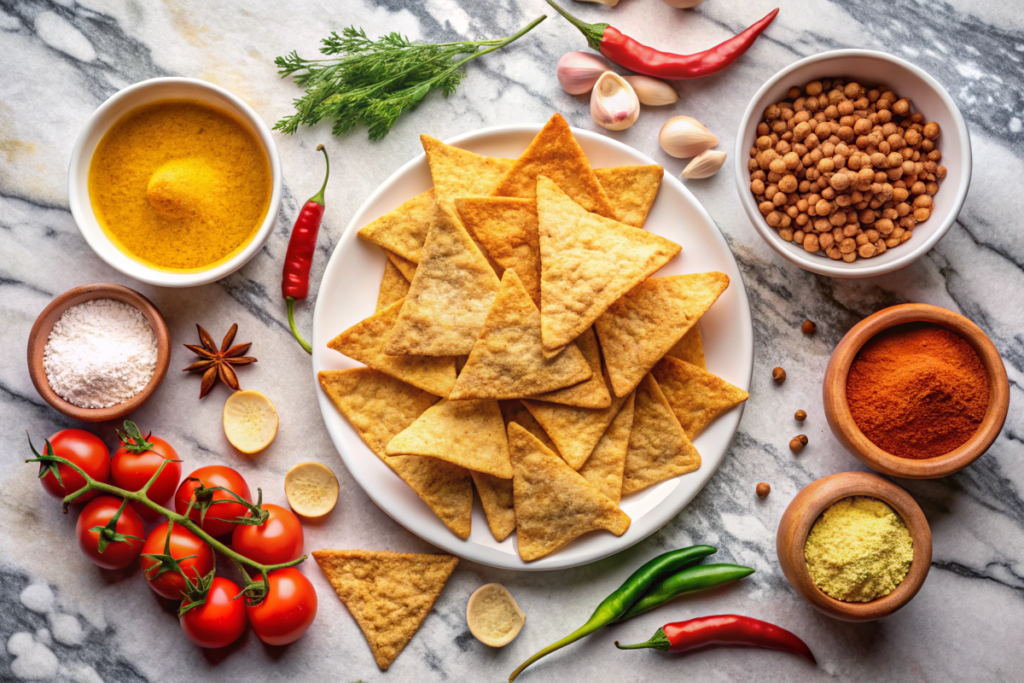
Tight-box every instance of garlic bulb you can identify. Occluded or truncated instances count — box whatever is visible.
[623,75,678,106]
[659,116,718,158]
[660,0,705,8]
[558,52,614,95]
[576,0,620,5]
[681,150,727,179]
[591,72,639,131]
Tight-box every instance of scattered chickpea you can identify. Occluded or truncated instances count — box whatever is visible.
[756,482,771,498]
[789,435,808,453]
[794,409,807,421]
[772,367,787,383]
[801,320,816,334]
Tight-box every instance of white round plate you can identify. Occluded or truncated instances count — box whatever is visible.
[313,124,753,571]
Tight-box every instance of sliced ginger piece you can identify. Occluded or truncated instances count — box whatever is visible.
[222,389,279,454]
[285,461,340,518]
[466,583,525,647]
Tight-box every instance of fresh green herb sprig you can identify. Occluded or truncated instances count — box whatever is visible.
[275,15,546,141]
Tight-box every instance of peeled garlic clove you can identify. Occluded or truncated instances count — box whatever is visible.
[660,0,705,7]
[623,75,679,106]
[681,150,727,179]
[591,72,640,131]
[557,51,614,95]
[659,115,718,158]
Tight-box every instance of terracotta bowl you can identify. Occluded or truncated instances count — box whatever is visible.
[27,283,171,422]
[823,303,1008,478]
[776,471,932,622]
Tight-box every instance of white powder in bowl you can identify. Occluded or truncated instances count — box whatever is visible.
[43,298,158,409]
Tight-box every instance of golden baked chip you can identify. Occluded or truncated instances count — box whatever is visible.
[536,176,681,352]
[421,135,514,209]
[666,325,706,369]
[317,369,472,539]
[376,258,411,312]
[472,471,516,542]
[492,113,616,218]
[578,392,635,504]
[500,400,557,452]
[385,249,418,281]
[386,204,501,356]
[622,374,700,495]
[529,327,611,409]
[450,269,592,400]
[358,189,435,264]
[595,273,729,397]
[652,356,750,438]
[387,398,512,478]
[594,165,663,228]
[456,196,541,305]
[313,549,458,670]
[327,299,456,397]
[508,422,631,561]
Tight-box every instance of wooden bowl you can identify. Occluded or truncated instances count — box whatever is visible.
[27,283,170,422]
[823,303,1009,478]
[776,471,932,622]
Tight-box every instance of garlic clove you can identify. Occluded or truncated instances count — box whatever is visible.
[659,115,718,158]
[659,0,705,7]
[557,52,614,95]
[623,75,679,106]
[680,150,727,179]
[591,72,640,131]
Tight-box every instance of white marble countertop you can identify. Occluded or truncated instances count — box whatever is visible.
[2,0,1023,681]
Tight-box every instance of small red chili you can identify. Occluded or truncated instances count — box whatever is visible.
[615,614,816,664]
[282,144,330,354]
[547,0,779,80]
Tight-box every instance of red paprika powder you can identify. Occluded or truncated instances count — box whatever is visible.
[846,323,989,459]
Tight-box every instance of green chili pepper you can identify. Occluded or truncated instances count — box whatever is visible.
[615,563,755,622]
[508,545,716,681]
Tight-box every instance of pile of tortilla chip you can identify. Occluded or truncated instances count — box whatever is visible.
[319,113,749,562]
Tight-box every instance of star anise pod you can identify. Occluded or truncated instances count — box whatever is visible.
[182,324,257,398]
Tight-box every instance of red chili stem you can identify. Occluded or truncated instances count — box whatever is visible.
[546,0,778,80]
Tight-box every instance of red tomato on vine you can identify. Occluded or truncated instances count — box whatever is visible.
[174,465,252,538]
[179,576,248,649]
[75,496,145,570]
[232,503,304,565]
[247,568,318,646]
[32,430,110,503]
[140,521,214,599]
[111,421,182,521]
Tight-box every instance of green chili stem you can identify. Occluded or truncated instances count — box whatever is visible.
[286,297,313,354]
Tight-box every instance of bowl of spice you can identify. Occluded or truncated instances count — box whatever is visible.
[823,303,1009,478]
[776,471,932,622]
[734,50,971,278]
[27,284,171,422]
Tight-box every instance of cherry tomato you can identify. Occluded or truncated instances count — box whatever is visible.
[140,521,215,600]
[231,504,304,565]
[36,429,110,503]
[174,465,252,538]
[179,576,248,649]
[247,568,318,646]
[75,495,144,570]
[111,428,182,521]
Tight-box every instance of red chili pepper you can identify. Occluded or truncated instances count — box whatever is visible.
[282,145,330,354]
[547,0,778,80]
[615,614,816,664]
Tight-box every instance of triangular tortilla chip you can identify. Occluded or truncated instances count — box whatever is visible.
[421,135,513,209]
[328,299,456,397]
[622,374,700,495]
[387,398,512,478]
[594,165,663,228]
[456,196,542,305]
[358,189,435,264]
[500,400,557,452]
[386,204,501,356]
[492,113,616,219]
[529,327,611,409]
[508,422,631,561]
[652,357,750,439]
[450,269,592,400]
[595,273,729,397]
[376,258,410,312]
[666,325,706,368]
[317,369,472,539]
[471,471,516,542]
[537,176,681,352]
[385,249,418,281]
[578,392,635,504]
[313,549,458,670]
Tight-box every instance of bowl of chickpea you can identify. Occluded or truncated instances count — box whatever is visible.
[734,50,971,278]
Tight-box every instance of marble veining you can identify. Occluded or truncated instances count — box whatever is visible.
[2,0,1023,681]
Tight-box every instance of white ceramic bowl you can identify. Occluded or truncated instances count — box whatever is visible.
[734,50,971,278]
[68,78,282,287]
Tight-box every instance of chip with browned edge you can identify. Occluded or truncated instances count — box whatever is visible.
[317,369,472,539]
[421,135,514,209]
[595,272,729,397]
[578,392,635,504]
[622,374,700,495]
[313,549,458,670]
[666,325,706,368]
[376,258,410,312]
[456,197,541,304]
[652,356,750,439]
[529,327,610,409]
[387,398,512,478]
[471,471,516,542]
[358,189,435,264]
[593,165,663,228]
[508,422,630,561]
[537,176,681,352]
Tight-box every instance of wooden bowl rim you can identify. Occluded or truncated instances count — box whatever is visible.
[823,303,1009,479]
[779,471,932,621]
[27,283,170,423]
